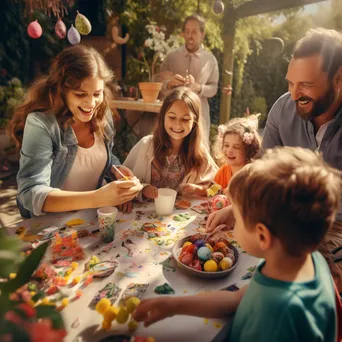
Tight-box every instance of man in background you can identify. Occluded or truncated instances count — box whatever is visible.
[159,14,219,139]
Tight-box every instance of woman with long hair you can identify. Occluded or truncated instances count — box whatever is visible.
[8,45,142,218]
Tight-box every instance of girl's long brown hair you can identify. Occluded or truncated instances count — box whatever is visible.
[153,87,207,175]
[7,45,114,150]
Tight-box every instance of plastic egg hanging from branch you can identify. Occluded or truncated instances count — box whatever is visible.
[75,11,92,35]
[27,20,43,39]
[68,24,81,45]
[55,19,67,39]
[213,0,225,15]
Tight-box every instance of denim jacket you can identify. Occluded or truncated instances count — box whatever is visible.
[17,111,121,218]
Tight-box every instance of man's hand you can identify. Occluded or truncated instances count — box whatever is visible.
[167,74,185,89]
[222,85,233,95]
[187,74,201,93]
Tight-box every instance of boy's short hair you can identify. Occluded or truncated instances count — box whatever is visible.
[228,147,341,256]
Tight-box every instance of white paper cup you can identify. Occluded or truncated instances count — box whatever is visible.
[97,206,118,243]
[154,188,177,216]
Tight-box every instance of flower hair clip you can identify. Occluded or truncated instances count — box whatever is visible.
[243,132,254,145]
[217,125,226,138]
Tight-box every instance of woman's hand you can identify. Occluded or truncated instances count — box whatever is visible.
[95,177,143,207]
[111,165,134,180]
[142,185,158,199]
[206,205,235,232]
[118,200,133,214]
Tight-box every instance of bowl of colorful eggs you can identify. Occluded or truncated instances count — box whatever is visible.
[172,233,239,278]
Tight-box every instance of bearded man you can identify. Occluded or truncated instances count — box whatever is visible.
[263,28,342,290]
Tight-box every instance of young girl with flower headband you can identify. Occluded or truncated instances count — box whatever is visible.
[212,115,261,191]
[8,45,142,218]
[123,87,218,200]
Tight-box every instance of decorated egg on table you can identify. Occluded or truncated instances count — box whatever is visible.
[55,19,67,39]
[27,20,42,39]
[190,233,205,243]
[204,259,218,272]
[214,241,229,255]
[183,241,192,248]
[219,257,233,270]
[189,258,202,271]
[206,237,216,247]
[194,239,206,249]
[197,246,212,261]
[210,194,229,212]
[205,243,214,252]
[68,25,81,45]
[226,249,236,263]
[211,251,225,264]
[75,11,92,35]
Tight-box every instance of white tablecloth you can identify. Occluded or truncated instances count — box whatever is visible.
[6,200,258,342]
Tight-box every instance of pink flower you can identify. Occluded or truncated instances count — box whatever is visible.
[243,132,254,145]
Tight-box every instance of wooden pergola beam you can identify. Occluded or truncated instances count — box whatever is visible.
[235,0,328,19]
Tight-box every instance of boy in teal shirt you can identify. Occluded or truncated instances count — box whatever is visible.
[133,147,338,341]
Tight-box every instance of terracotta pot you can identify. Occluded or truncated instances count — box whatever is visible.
[138,82,162,103]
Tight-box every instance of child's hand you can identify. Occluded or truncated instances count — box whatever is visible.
[206,205,235,232]
[179,183,203,197]
[142,185,158,199]
[117,200,133,214]
[133,298,175,327]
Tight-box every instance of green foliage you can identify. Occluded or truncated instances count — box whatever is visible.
[0,229,65,340]
[0,78,26,128]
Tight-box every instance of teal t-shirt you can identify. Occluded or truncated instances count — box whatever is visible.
[229,252,336,342]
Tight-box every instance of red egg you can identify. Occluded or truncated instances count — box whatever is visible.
[28,20,42,39]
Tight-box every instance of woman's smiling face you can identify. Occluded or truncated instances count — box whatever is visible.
[65,76,104,123]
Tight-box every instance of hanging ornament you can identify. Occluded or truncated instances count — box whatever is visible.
[75,11,92,35]
[67,24,81,45]
[55,19,67,39]
[27,20,43,39]
[213,0,225,15]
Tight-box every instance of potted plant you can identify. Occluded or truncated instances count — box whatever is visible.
[133,24,181,102]
[0,230,66,341]
[0,76,25,156]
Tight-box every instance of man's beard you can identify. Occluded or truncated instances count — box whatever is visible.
[296,83,335,121]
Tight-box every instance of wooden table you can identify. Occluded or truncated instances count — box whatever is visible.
[6,200,258,342]
[112,99,163,114]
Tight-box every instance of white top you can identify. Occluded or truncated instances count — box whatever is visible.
[62,133,107,191]
[315,119,333,149]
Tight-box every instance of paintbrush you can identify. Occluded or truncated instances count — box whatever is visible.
[112,164,129,180]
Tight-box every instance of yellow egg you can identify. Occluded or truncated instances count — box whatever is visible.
[103,306,119,322]
[125,297,141,313]
[182,241,192,248]
[205,243,214,252]
[219,257,233,270]
[61,298,69,307]
[116,306,129,324]
[128,320,138,332]
[203,260,218,272]
[95,298,111,315]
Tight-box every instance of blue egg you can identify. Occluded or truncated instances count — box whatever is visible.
[194,239,205,249]
[197,246,212,261]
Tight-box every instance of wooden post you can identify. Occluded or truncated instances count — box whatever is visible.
[219,0,235,124]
